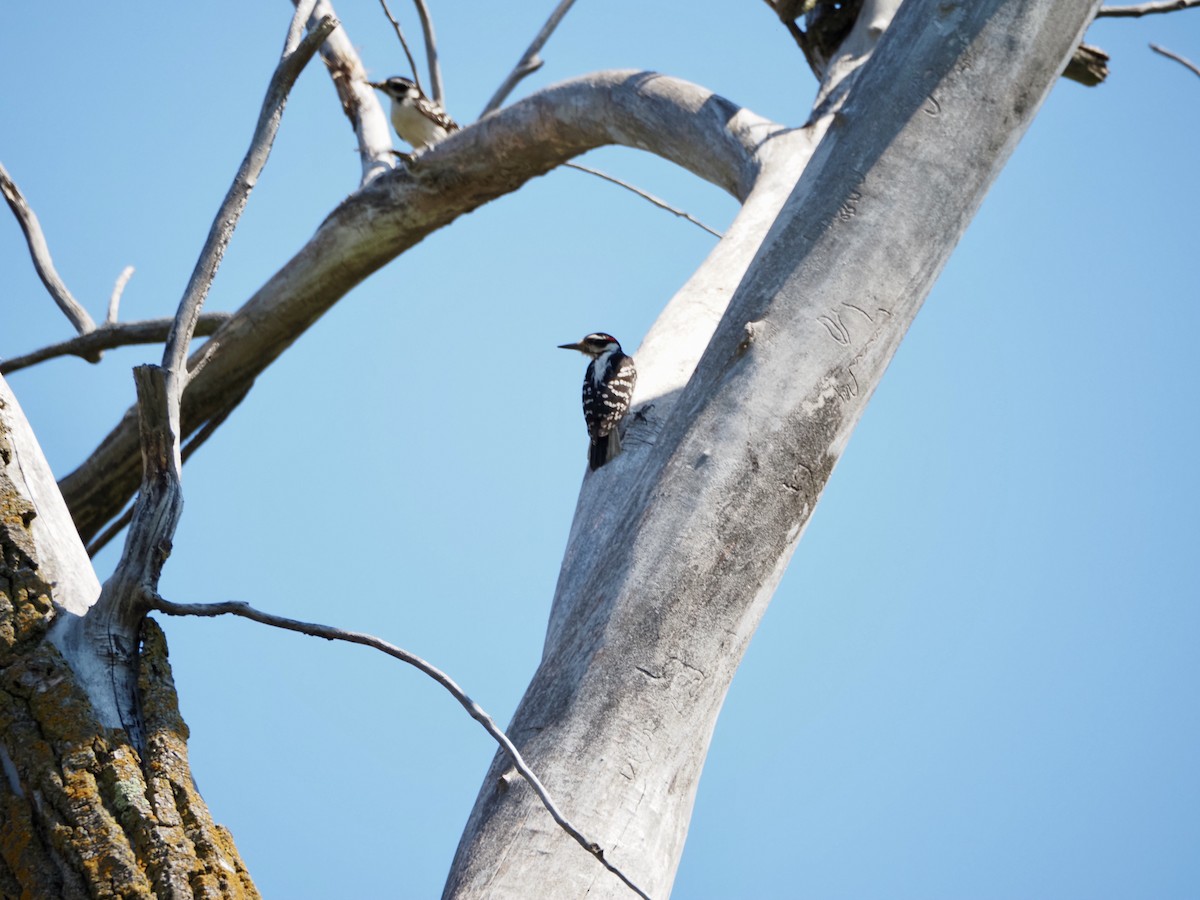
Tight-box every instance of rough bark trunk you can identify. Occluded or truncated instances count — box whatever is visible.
[443,1,1102,897]
[0,379,256,897]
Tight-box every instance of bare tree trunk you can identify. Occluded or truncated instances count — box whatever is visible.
[443,1,1102,897]
[0,379,257,897]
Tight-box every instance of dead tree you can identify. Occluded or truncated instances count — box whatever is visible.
[3,0,1177,895]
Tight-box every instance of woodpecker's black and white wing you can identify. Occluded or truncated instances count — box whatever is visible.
[583,350,637,470]
[392,94,458,149]
[368,76,459,151]
[559,332,638,470]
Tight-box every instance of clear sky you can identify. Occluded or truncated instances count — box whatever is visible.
[3,3,1199,898]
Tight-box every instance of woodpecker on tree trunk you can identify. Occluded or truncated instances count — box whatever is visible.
[558,333,637,470]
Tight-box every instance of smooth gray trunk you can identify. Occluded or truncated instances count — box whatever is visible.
[444,1,1101,897]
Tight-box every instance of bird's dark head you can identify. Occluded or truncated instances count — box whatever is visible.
[368,76,421,102]
[558,333,622,358]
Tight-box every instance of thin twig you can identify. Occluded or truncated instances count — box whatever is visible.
[1,313,231,376]
[0,161,97,336]
[161,13,337,387]
[481,0,578,117]
[152,597,653,900]
[377,0,424,95]
[1096,0,1200,16]
[1150,42,1200,77]
[410,0,445,106]
[565,163,723,238]
[106,266,136,325]
[82,11,341,753]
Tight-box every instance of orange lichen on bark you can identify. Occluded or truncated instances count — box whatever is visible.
[138,618,260,900]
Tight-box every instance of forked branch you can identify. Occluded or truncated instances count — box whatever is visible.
[152,597,652,900]
[162,10,338,384]
[68,6,340,749]
[1,313,230,376]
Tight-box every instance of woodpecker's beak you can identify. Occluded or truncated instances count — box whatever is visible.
[558,342,584,352]
[367,81,385,90]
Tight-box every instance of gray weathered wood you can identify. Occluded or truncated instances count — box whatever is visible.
[443,1,1102,897]
[0,378,99,620]
[0,163,97,337]
[1,313,231,375]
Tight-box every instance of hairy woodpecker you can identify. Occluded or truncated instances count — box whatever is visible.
[558,333,637,471]
[367,76,458,151]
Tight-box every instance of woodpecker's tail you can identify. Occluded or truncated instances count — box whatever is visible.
[589,430,623,470]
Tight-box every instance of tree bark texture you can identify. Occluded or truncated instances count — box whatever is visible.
[0,380,256,897]
[443,1,1102,897]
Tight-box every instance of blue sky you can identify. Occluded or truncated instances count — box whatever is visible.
[2,3,1199,898]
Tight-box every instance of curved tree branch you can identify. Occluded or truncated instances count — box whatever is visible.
[106,265,136,324]
[162,11,337,385]
[59,71,780,546]
[1150,41,1200,77]
[1,161,98,338]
